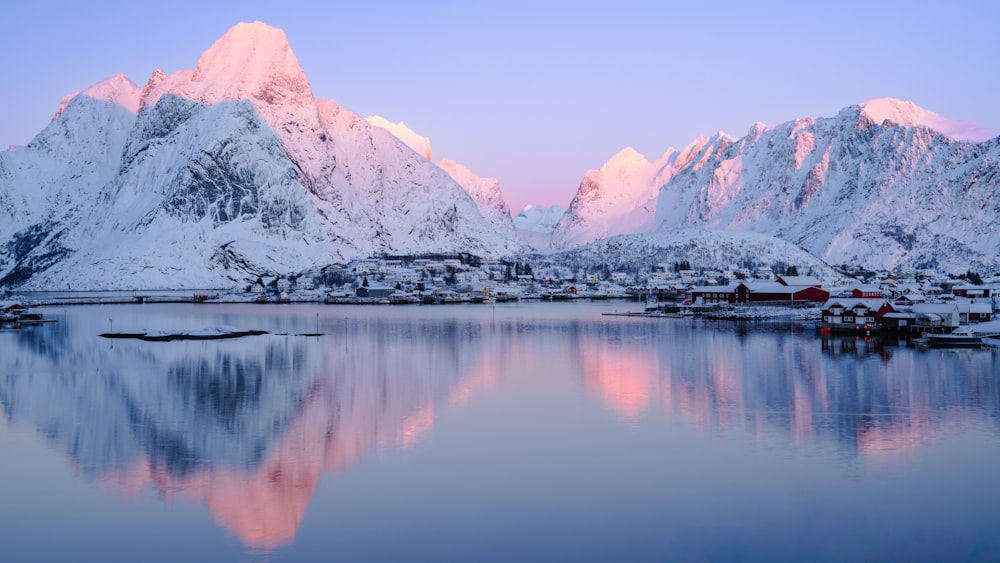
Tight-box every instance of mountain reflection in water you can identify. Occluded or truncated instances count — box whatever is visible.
[1,303,999,555]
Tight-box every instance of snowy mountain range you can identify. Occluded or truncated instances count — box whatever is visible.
[0,22,520,289]
[555,98,1000,274]
[2,20,997,290]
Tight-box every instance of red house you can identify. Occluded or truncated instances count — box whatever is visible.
[687,283,749,304]
[952,285,996,298]
[1,301,28,319]
[957,301,993,323]
[850,285,884,299]
[687,281,829,304]
[747,282,829,303]
[820,298,895,331]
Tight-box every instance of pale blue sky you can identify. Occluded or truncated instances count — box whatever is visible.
[2,0,997,213]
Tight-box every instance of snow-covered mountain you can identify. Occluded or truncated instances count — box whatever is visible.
[364,116,433,161]
[435,158,516,238]
[552,136,732,248]
[0,21,520,289]
[555,99,1000,274]
[513,204,565,234]
[4,19,997,289]
[364,116,519,240]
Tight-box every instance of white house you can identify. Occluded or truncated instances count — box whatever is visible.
[912,303,960,329]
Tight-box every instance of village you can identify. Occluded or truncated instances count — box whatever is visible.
[297,256,1000,341]
[3,255,1000,345]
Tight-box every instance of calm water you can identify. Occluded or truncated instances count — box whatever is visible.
[2,302,999,562]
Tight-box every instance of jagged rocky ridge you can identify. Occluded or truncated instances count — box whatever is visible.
[555,99,1000,274]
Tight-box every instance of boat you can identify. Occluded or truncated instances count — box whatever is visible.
[925,326,983,348]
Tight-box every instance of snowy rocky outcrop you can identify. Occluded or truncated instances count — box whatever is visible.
[0,21,519,290]
[512,204,565,250]
[555,98,1000,274]
[364,116,520,242]
[513,205,565,234]
[856,98,996,143]
[54,73,142,119]
[365,116,433,161]
[551,135,735,248]
[436,158,516,237]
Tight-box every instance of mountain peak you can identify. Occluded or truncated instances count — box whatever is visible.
[366,116,433,160]
[195,21,310,100]
[138,21,313,107]
[596,147,650,180]
[747,121,768,139]
[55,73,141,119]
[856,97,996,142]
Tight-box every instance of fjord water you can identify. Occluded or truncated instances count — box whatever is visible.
[2,302,999,562]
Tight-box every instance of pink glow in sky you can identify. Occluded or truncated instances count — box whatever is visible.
[2,0,998,214]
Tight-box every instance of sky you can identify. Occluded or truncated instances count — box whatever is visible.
[2,0,999,214]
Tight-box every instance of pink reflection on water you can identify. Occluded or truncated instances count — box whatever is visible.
[581,343,654,423]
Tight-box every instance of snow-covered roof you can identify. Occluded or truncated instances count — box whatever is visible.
[912,303,959,314]
[956,302,992,313]
[689,283,741,293]
[777,275,822,287]
[955,286,988,294]
[850,284,883,292]
[822,298,890,311]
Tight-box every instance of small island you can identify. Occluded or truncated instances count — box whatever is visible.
[100,326,268,342]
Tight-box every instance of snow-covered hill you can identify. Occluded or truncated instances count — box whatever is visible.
[555,99,1000,274]
[532,229,847,282]
[0,22,519,290]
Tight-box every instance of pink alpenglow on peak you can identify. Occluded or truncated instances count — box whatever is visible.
[365,116,433,161]
[599,147,651,180]
[54,73,142,119]
[437,158,507,212]
[859,97,997,142]
[140,21,313,109]
[363,115,516,233]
